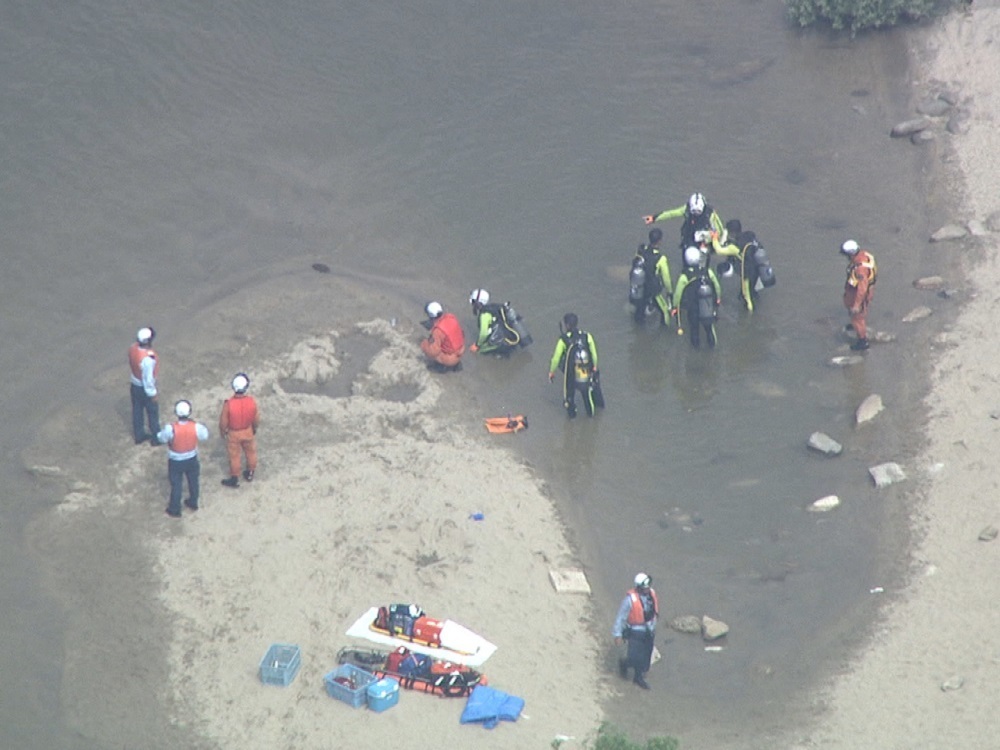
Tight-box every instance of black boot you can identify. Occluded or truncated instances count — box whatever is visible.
[633,673,650,690]
[618,659,629,679]
[850,338,869,351]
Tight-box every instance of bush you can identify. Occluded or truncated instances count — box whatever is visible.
[588,721,680,750]
[784,0,955,34]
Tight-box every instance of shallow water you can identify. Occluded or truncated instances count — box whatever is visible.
[0,0,949,745]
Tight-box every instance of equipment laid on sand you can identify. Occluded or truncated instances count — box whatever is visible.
[337,646,487,699]
[346,605,497,667]
[484,415,528,434]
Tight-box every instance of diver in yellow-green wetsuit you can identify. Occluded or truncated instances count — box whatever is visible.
[548,313,603,419]
[468,288,532,356]
[672,247,723,349]
[711,219,776,313]
[643,192,725,259]
[629,228,674,326]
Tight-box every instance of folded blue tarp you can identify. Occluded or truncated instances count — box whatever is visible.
[459,685,525,729]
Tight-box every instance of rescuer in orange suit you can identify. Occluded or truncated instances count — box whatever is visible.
[840,240,878,351]
[219,373,260,488]
[420,301,466,372]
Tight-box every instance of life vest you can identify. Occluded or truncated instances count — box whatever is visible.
[225,395,257,431]
[128,343,159,380]
[433,313,465,355]
[169,420,198,453]
[846,251,877,288]
[626,588,659,626]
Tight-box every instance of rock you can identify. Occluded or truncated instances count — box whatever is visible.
[808,432,843,456]
[946,112,970,135]
[913,275,945,290]
[937,288,959,300]
[902,306,933,323]
[829,355,864,367]
[930,224,968,242]
[938,89,960,106]
[708,57,775,86]
[910,130,935,145]
[670,615,703,634]
[986,210,1000,233]
[978,526,998,542]
[941,675,964,692]
[869,462,907,488]
[870,330,896,344]
[890,118,932,138]
[702,616,730,641]
[856,394,884,425]
[808,495,841,512]
[967,219,988,237]
[27,465,64,478]
[916,98,952,117]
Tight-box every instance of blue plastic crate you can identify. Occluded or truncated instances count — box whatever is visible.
[367,677,400,713]
[259,644,301,687]
[324,664,376,708]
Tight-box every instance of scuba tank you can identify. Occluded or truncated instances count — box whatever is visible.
[753,245,776,288]
[572,340,592,384]
[696,276,716,323]
[629,254,647,305]
[502,303,533,347]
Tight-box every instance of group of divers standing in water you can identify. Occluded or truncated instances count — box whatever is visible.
[420,191,782,420]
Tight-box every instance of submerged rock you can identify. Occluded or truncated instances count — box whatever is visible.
[890,118,932,137]
[913,275,945,290]
[808,495,840,512]
[930,224,968,242]
[902,306,933,323]
[869,462,907,488]
[830,355,864,367]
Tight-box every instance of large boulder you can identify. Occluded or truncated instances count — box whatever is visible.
[869,462,906,488]
[930,224,968,242]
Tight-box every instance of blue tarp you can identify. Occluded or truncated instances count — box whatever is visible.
[459,685,525,729]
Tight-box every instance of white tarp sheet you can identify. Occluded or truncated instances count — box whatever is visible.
[345,607,497,667]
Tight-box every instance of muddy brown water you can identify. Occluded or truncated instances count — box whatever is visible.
[0,1,954,747]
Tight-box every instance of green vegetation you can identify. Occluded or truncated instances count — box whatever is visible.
[784,0,958,34]
[552,721,680,750]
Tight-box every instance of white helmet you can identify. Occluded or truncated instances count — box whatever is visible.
[687,193,706,215]
[469,288,490,306]
[136,327,154,345]
[684,246,703,267]
[425,301,444,319]
[174,400,192,419]
[232,373,250,394]
[634,572,651,589]
[840,239,860,255]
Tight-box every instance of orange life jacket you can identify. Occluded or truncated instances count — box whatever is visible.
[224,395,258,431]
[626,588,659,626]
[433,313,466,356]
[169,420,198,453]
[128,343,159,380]
[846,251,877,289]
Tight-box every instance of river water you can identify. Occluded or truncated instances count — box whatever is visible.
[0,0,949,746]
